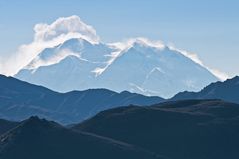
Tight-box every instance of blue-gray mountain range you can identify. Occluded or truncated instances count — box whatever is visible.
[15,38,218,98]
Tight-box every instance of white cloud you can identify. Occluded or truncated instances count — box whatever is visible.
[0,15,99,76]
[207,68,229,81]
[92,38,165,76]
[33,15,99,43]
[104,38,230,81]
[26,49,80,70]
[109,37,165,51]
[0,15,229,82]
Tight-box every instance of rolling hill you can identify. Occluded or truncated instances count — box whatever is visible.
[0,116,160,159]
[75,99,239,159]
[0,74,164,124]
[171,76,239,104]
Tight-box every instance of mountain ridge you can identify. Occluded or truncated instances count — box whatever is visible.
[0,74,164,124]
[15,37,218,98]
[75,99,239,159]
[0,116,160,159]
[171,76,239,103]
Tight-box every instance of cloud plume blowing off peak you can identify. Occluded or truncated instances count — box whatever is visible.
[0,15,99,76]
[0,15,228,81]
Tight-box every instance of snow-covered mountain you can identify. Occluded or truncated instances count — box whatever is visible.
[15,37,218,98]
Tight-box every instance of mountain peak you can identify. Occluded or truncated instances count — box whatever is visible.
[15,37,218,98]
[0,74,8,79]
[131,39,149,48]
[127,38,165,49]
[228,75,239,82]
[21,116,58,128]
[24,116,46,124]
[0,116,57,144]
[0,117,159,159]
[171,76,239,103]
[211,75,239,86]
[59,37,93,50]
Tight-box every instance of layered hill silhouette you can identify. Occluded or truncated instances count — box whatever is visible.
[1,74,239,125]
[0,116,160,159]
[75,99,239,159]
[0,74,164,124]
[171,76,239,104]
[1,99,239,159]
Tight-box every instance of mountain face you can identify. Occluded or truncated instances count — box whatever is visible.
[0,75,163,124]
[15,38,218,98]
[171,76,239,104]
[0,119,19,135]
[0,116,159,159]
[74,99,239,159]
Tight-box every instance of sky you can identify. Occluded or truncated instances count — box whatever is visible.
[0,0,238,78]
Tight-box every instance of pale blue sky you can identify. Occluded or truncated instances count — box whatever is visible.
[0,0,238,77]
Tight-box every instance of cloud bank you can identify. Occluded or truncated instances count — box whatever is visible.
[34,15,99,43]
[0,15,99,75]
[0,15,228,81]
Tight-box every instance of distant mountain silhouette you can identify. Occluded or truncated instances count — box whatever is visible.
[75,99,239,159]
[170,76,239,103]
[0,116,160,159]
[0,74,164,124]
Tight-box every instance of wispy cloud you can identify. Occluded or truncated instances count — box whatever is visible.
[0,15,229,81]
[0,15,99,76]
[34,15,99,43]
[109,37,165,51]
[168,44,229,81]
[102,37,230,81]
[26,49,80,70]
